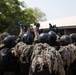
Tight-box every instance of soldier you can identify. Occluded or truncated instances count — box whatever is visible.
[64,33,76,75]
[12,42,34,75]
[29,43,65,75]
[0,35,20,75]
[48,31,60,50]
[26,27,35,39]
[59,35,76,75]
[69,33,76,45]
[38,33,49,43]
[59,35,72,46]
[3,35,16,48]
[21,32,34,45]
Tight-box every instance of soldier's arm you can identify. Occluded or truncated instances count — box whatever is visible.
[33,26,39,41]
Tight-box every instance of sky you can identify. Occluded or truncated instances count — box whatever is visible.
[19,0,76,20]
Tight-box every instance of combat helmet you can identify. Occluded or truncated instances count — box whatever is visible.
[38,33,48,43]
[21,33,34,45]
[69,33,76,43]
[59,35,71,46]
[48,31,57,42]
[3,35,16,47]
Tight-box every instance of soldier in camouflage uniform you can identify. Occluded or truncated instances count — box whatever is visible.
[12,30,35,75]
[29,43,65,75]
[12,41,34,75]
[59,34,76,75]
[70,33,76,45]
[65,33,76,75]
[48,31,60,50]
[38,33,49,44]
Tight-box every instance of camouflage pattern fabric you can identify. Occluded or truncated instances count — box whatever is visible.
[0,41,76,75]
[59,44,76,75]
[0,32,9,44]
[29,43,65,75]
[12,42,34,63]
[59,44,76,66]
[12,42,34,75]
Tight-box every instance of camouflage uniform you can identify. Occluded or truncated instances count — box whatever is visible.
[12,42,34,75]
[29,43,65,75]
[59,44,76,75]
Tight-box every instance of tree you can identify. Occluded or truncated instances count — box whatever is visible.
[0,0,46,35]
[22,7,47,25]
[22,8,37,25]
[0,0,23,35]
[33,7,47,22]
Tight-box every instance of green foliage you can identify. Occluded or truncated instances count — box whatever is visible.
[0,0,23,35]
[33,7,47,22]
[0,0,46,35]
